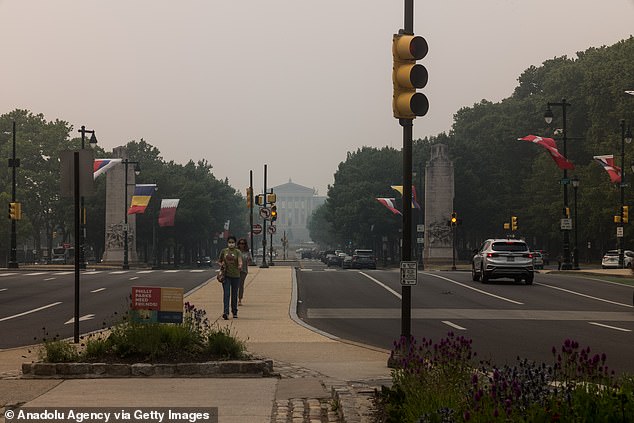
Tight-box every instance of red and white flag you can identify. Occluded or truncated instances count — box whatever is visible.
[593,155,622,183]
[158,199,180,227]
[519,135,574,170]
[93,158,122,179]
[376,198,402,215]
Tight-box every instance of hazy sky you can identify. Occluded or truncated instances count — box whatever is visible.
[1,1,633,196]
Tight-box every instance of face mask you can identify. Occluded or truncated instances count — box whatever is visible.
[228,242,236,248]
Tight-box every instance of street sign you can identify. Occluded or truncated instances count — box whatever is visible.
[417,237,424,244]
[400,261,418,285]
[559,178,570,185]
[259,207,271,219]
[560,218,572,230]
[617,226,624,238]
[252,223,263,235]
[268,225,277,234]
[416,224,425,233]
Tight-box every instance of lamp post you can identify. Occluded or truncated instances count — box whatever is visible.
[122,160,140,270]
[544,99,573,270]
[571,176,580,270]
[412,163,425,270]
[619,120,633,268]
[8,121,19,269]
[78,126,97,269]
[151,183,159,269]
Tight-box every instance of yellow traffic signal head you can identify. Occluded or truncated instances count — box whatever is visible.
[511,216,518,231]
[8,202,21,220]
[271,205,278,221]
[623,205,629,223]
[392,34,429,119]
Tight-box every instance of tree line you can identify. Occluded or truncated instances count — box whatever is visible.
[310,37,634,261]
[0,109,247,265]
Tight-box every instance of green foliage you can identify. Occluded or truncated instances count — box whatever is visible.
[204,326,247,359]
[39,340,81,363]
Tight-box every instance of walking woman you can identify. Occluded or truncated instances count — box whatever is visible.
[218,236,243,320]
[237,238,250,306]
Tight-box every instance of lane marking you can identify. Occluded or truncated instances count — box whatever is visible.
[129,276,139,281]
[25,272,47,276]
[300,268,313,272]
[57,272,74,275]
[43,277,56,281]
[359,272,402,300]
[190,270,206,273]
[426,273,524,305]
[588,322,632,332]
[324,269,337,272]
[0,288,7,292]
[83,271,102,275]
[109,271,129,274]
[0,302,63,322]
[442,320,467,330]
[0,273,17,277]
[90,288,106,293]
[165,270,180,273]
[65,314,96,325]
[137,270,155,274]
[536,282,633,308]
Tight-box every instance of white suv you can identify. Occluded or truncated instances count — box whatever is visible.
[472,239,534,284]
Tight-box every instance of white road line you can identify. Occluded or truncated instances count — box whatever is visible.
[536,283,633,308]
[90,288,106,293]
[0,302,62,322]
[165,270,180,273]
[43,277,56,281]
[300,268,313,272]
[58,272,74,275]
[588,322,632,332]
[129,276,139,281]
[442,320,467,330]
[110,271,129,274]
[359,272,402,300]
[190,270,206,273]
[0,288,7,292]
[0,273,17,277]
[83,271,102,275]
[25,272,47,276]
[324,269,337,272]
[137,270,155,274]
[64,314,96,325]
[427,273,524,305]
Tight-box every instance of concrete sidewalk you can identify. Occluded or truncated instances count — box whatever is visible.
[0,266,391,423]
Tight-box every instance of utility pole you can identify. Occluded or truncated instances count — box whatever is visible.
[8,121,20,269]
[260,164,269,268]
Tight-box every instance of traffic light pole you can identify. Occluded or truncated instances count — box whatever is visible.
[8,121,19,269]
[401,118,413,346]
[249,170,254,263]
[260,164,269,268]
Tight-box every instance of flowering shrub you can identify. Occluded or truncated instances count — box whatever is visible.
[373,334,634,422]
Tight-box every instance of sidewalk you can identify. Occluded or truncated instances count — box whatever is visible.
[0,266,391,423]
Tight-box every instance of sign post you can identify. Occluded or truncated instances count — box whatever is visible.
[400,261,418,285]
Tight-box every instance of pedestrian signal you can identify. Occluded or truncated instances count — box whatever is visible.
[266,193,277,204]
[246,187,253,208]
[255,194,264,206]
[8,202,21,220]
[623,205,629,223]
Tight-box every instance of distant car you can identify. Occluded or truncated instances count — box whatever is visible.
[196,256,212,267]
[325,254,339,267]
[472,239,534,284]
[601,250,634,268]
[532,252,544,269]
[342,255,353,269]
[336,252,347,267]
[351,249,377,269]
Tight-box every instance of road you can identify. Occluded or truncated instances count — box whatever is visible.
[0,268,213,349]
[296,260,634,375]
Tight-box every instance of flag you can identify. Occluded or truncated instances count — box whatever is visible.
[390,185,421,209]
[93,158,122,179]
[593,155,622,183]
[376,198,402,215]
[519,135,574,170]
[626,91,634,96]
[158,199,180,227]
[127,184,157,214]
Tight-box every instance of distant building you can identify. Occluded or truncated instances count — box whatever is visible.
[272,179,326,245]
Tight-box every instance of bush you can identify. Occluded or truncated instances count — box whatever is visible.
[39,339,81,363]
[205,326,246,359]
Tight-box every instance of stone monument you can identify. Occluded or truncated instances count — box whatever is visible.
[101,147,138,264]
[424,144,454,264]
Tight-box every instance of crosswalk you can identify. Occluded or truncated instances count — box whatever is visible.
[0,269,211,277]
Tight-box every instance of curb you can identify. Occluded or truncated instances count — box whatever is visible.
[20,359,274,379]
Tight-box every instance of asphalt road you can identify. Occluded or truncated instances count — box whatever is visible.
[296,260,634,375]
[0,268,214,349]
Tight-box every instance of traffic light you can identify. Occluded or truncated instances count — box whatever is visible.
[511,216,518,231]
[8,202,21,220]
[392,33,429,119]
[615,215,622,223]
[564,207,570,218]
[246,187,252,208]
[271,205,277,222]
[450,211,457,227]
[623,205,629,223]
[255,194,264,206]
[504,223,510,230]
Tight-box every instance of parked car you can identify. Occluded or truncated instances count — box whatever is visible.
[342,255,353,269]
[325,254,339,267]
[336,252,347,267]
[472,239,534,284]
[601,250,634,268]
[532,252,544,269]
[351,249,377,269]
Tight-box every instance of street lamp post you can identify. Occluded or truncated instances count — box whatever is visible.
[571,176,580,270]
[78,126,97,269]
[619,120,633,268]
[123,160,140,270]
[544,99,573,270]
